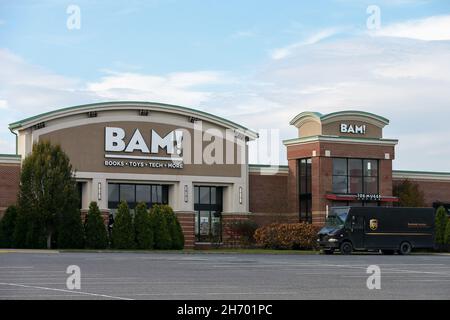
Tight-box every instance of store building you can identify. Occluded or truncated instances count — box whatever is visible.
[1,102,450,248]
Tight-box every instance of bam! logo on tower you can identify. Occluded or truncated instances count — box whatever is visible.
[104,127,184,169]
[340,123,366,135]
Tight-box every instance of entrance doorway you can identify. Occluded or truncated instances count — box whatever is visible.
[194,186,223,243]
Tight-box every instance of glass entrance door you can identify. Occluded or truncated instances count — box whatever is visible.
[194,186,223,242]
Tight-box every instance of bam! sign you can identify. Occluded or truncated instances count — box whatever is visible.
[340,123,366,135]
[104,127,184,169]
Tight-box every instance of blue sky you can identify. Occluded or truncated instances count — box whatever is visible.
[1,0,450,170]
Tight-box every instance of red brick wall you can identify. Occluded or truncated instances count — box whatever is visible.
[251,212,298,226]
[319,142,395,160]
[249,173,288,213]
[0,163,21,218]
[287,160,299,214]
[393,178,450,207]
[379,160,393,196]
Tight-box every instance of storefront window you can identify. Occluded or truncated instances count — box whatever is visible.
[349,176,363,194]
[136,185,151,204]
[333,158,347,176]
[298,158,312,223]
[108,183,169,211]
[120,184,135,204]
[194,186,223,242]
[332,158,379,195]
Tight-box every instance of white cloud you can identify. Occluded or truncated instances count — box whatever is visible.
[271,28,341,60]
[0,99,8,109]
[374,14,450,41]
[86,70,227,106]
[231,29,258,39]
[1,27,450,171]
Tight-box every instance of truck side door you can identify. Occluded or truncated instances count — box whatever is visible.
[350,215,365,249]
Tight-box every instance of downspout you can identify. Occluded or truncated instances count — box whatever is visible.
[9,127,18,155]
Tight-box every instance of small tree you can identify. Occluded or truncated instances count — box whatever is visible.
[393,179,425,207]
[151,204,172,249]
[12,209,30,248]
[162,205,184,250]
[445,219,450,249]
[134,202,154,249]
[57,207,84,249]
[0,206,18,248]
[84,202,108,249]
[15,141,82,248]
[435,206,447,248]
[111,201,135,249]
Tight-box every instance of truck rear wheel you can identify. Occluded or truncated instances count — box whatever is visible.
[340,242,353,255]
[398,242,412,255]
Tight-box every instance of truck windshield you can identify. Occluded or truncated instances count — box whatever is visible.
[325,208,350,228]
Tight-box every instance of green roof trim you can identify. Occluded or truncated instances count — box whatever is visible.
[290,110,389,126]
[8,101,258,138]
[0,154,21,158]
[249,164,289,169]
[393,170,450,176]
[320,110,389,124]
[282,135,398,145]
[248,166,450,176]
[289,111,322,125]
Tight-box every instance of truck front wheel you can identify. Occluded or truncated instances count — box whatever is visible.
[398,242,412,255]
[340,242,353,255]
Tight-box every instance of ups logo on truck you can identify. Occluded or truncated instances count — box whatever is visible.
[369,219,378,231]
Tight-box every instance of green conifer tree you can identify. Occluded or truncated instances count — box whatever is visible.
[435,206,448,248]
[151,204,172,249]
[111,201,135,249]
[84,202,108,249]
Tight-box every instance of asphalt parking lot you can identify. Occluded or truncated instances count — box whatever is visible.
[0,251,449,300]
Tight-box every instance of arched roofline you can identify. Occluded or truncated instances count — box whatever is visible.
[9,101,258,139]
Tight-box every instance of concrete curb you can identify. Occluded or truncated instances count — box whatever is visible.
[0,249,59,254]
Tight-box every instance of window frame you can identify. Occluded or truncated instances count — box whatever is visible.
[107,183,169,210]
[332,158,379,195]
[298,158,312,224]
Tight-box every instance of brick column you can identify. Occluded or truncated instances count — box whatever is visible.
[176,212,195,249]
[287,159,299,215]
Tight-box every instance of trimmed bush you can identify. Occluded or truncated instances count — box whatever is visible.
[435,206,447,247]
[150,204,172,249]
[162,205,184,250]
[111,201,135,249]
[0,206,18,248]
[254,223,320,250]
[84,202,108,249]
[227,220,258,247]
[134,202,154,249]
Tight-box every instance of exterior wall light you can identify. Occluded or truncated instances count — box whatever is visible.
[239,186,243,204]
[184,185,188,203]
[98,182,102,201]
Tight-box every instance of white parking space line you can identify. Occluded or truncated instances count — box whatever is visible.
[128,291,297,296]
[0,282,133,300]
